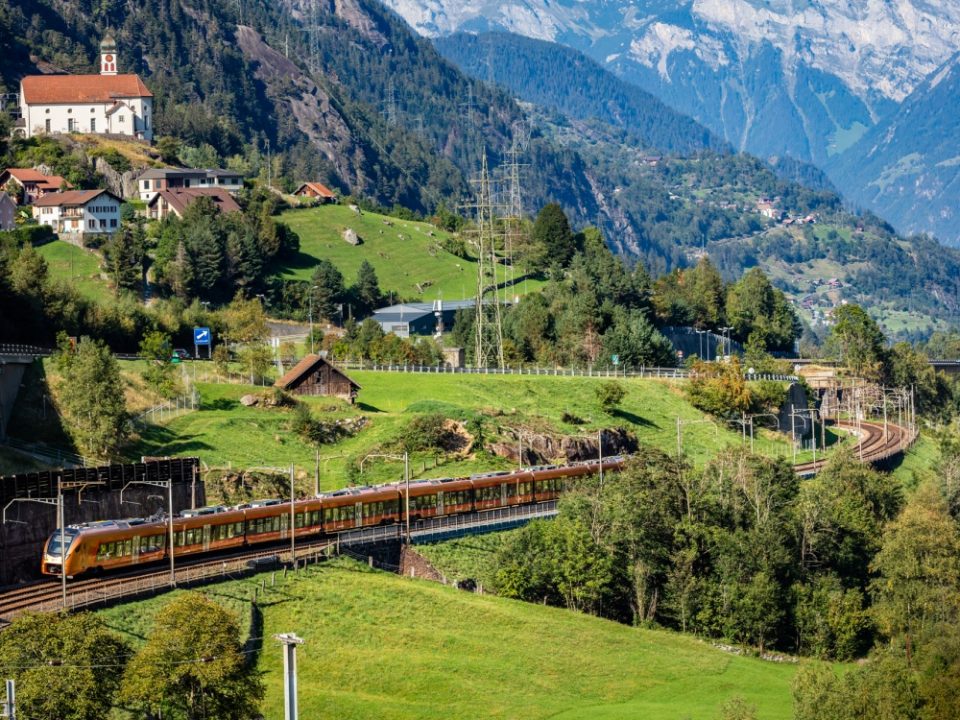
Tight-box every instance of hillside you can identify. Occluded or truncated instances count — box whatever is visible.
[827,52,960,246]
[433,31,723,155]
[274,205,544,302]
[98,561,802,719]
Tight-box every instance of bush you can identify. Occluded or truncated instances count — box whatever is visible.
[399,413,461,452]
[0,224,55,247]
[595,381,626,414]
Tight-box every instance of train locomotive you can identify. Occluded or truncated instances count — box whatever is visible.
[42,458,624,578]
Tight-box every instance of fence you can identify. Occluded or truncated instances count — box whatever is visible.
[336,361,799,383]
[133,391,200,427]
[0,437,88,469]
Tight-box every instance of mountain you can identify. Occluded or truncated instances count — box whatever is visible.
[385,0,960,241]
[828,52,960,247]
[433,32,724,155]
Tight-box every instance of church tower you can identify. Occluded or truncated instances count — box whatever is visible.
[100,36,118,75]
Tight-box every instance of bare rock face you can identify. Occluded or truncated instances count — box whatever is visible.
[240,394,259,407]
[342,228,361,245]
[234,25,364,191]
[489,427,638,464]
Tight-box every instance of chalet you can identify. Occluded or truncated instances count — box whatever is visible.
[293,182,337,202]
[146,187,242,221]
[137,168,244,202]
[32,189,121,237]
[0,193,16,231]
[0,169,72,204]
[19,37,154,142]
[274,355,360,402]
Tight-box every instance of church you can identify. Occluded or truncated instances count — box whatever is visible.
[18,37,154,142]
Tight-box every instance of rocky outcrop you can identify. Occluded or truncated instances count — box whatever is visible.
[489,427,638,464]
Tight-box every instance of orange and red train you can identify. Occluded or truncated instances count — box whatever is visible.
[42,458,624,578]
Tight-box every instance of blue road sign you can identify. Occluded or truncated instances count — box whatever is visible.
[194,327,212,346]
[611,354,620,365]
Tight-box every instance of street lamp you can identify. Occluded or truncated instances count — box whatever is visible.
[695,329,709,361]
[719,326,733,357]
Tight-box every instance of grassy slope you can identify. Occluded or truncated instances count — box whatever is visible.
[274,205,544,302]
[130,370,818,490]
[35,239,113,303]
[98,562,801,720]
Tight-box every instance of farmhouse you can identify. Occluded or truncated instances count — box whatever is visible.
[146,187,242,221]
[18,37,154,142]
[32,189,121,238]
[137,168,244,202]
[293,182,337,202]
[274,355,360,402]
[0,169,72,204]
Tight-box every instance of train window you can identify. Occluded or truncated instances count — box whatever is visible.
[504,483,516,497]
[96,542,114,560]
[121,539,132,557]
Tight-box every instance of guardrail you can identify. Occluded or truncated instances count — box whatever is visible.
[337,362,798,383]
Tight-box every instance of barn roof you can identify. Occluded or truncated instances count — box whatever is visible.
[294,182,336,198]
[274,355,360,391]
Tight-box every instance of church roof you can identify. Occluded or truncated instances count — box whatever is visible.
[21,74,153,104]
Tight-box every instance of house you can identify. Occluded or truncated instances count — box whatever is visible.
[136,168,244,202]
[32,189,121,238]
[274,355,360,402]
[0,168,72,204]
[369,299,476,338]
[146,187,242,221]
[19,37,154,142]
[0,193,16,231]
[293,182,337,202]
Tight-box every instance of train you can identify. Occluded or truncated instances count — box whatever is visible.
[42,457,625,578]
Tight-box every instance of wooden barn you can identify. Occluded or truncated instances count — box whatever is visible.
[274,355,360,402]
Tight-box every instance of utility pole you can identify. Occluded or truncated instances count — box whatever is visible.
[2,678,14,720]
[289,464,296,565]
[404,451,410,545]
[275,634,305,720]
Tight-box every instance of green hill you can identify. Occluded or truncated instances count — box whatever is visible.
[274,205,544,303]
[128,369,829,492]
[35,240,113,304]
[98,560,804,719]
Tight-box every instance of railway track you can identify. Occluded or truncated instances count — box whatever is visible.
[794,420,911,476]
[0,421,914,621]
[0,537,335,623]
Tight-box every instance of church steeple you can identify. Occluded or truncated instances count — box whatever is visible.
[100,35,117,76]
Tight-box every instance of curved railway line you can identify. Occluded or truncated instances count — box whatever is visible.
[0,420,914,623]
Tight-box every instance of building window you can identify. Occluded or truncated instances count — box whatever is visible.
[67,119,75,132]
[118,115,124,124]
[88,219,95,229]
[99,219,106,229]
[90,108,95,113]
[90,118,96,132]
[110,219,117,228]
[45,119,51,133]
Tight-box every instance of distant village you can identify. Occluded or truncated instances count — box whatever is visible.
[2,37,337,237]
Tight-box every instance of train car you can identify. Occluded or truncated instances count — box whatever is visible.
[43,457,624,577]
[319,486,402,532]
[44,518,169,577]
[402,477,476,521]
